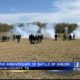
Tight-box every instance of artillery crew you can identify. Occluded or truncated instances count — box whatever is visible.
[13,34,21,43]
[62,33,75,41]
[68,33,75,40]
[29,34,43,44]
[1,36,10,42]
[0,33,76,43]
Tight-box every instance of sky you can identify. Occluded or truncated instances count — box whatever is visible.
[0,0,80,24]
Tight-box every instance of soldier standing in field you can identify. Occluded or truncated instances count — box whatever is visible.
[73,33,75,40]
[68,34,72,40]
[29,34,33,44]
[55,33,57,41]
[17,35,21,43]
[63,34,66,40]
[13,35,15,41]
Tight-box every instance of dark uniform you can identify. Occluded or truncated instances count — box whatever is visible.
[13,35,15,41]
[73,34,75,40]
[69,34,72,40]
[55,33,57,41]
[63,34,66,40]
[17,35,21,43]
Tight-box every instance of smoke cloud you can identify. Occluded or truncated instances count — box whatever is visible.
[10,23,55,39]
[72,24,80,39]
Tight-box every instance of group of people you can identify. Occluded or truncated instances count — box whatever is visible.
[1,36,10,42]
[0,34,21,43]
[13,34,21,43]
[63,33,75,40]
[0,34,44,44]
[0,33,76,43]
[54,33,75,41]
[29,34,43,44]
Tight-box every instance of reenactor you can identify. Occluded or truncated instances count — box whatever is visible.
[63,34,66,40]
[13,35,16,41]
[29,34,32,44]
[29,34,43,44]
[17,35,21,43]
[68,34,72,40]
[73,34,75,40]
[55,33,57,41]
[29,34,34,44]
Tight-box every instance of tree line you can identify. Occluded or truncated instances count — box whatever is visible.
[35,22,78,34]
[0,23,13,32]
[55,23,77,33]
[0,22,78,34]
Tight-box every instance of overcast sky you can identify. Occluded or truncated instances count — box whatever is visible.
[0,0,80,24]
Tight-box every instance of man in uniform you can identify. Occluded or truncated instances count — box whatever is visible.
[55,33,57,41]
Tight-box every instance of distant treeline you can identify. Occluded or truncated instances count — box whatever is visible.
[0,22,78,33]
[0,23,13,32]
[55,23,77,33]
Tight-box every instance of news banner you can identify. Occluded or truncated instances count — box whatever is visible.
[0,62,80,70]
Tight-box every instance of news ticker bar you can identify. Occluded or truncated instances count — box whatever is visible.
[0,62,79,70]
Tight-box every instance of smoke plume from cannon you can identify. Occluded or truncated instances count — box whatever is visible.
[10,23,55,39]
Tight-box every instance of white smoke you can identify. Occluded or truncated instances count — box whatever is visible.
[41,23,55,39]
[72,23,80,39]
[11,24,39,38]
[11,23,55,39]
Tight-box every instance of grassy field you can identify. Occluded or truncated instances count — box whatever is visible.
[0,38,80,79]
